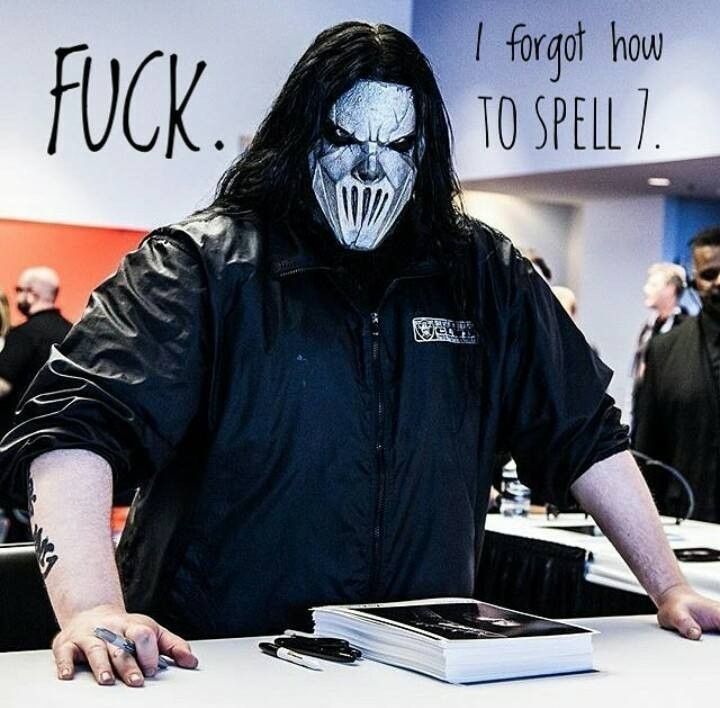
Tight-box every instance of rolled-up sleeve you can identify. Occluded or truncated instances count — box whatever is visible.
[0,229,209,505]
[499,260,629,505]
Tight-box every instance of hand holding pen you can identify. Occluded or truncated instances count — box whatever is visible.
[50,605,198,687]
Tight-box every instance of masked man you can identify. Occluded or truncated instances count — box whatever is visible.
[1,22,718,688]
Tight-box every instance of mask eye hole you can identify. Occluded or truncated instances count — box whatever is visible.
[323,121,355,147]
[387,134,416,153]
[698,268,720,282]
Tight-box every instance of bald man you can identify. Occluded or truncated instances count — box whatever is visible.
[0,267,71,432]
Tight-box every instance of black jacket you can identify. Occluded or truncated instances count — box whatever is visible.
[634,316,720,522]
[0,210,627,637]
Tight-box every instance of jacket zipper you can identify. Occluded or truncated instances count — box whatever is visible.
[368,310,385,596]
[278,267,442,596]
[366,275,440,597]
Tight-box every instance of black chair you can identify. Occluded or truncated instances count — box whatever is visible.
[0,543,58,651]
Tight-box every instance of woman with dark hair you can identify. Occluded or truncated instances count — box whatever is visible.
[2,21,716,687]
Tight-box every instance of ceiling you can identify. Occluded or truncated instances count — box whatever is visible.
[462,156,720,204]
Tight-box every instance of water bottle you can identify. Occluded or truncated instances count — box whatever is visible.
[499,458,531,517]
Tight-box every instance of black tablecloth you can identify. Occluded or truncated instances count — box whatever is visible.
[475,530,655,617]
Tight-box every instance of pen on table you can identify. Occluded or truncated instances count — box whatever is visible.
[94,627,169,670]
[283,630,362,660]
[273,636,360,662]
[258,641,322,671]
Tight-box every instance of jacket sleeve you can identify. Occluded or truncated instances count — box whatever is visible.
[498,253,629,506]
[0,229,210,506]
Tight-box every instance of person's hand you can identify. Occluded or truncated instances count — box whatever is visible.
[656,583,720,640]
[52,604,199,686]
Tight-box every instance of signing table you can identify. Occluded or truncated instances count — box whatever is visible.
[1,616,717,707]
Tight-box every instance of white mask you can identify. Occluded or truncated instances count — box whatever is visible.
[309,80,419,251]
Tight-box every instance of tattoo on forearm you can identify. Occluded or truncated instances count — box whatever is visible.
[27,473,59,579]
[32,524,59,579]
[27,473,59,578]
[27,474,37,518]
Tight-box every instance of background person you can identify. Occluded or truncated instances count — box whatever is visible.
[552,286,577,320]
[634,229,720,521]
[630,262,687,437]
[631,263,688,384]
[0,267,72,435]
[521,247,552,282]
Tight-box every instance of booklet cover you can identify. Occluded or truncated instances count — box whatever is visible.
[342,599,592,641]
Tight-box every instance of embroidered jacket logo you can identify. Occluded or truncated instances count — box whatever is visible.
[412,317,477,344]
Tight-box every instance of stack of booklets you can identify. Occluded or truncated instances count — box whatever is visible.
[312,597,595,684]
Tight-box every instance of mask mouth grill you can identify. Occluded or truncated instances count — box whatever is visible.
[342,185,387,229]
[342,186,349,221]
[373,192,389,224]
[368,189,383,224]
[361,188,371,225]
[323,170,413,250]
[351,186,359,224]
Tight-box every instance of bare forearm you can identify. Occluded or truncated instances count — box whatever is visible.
[29,449,125,626]
[570,450,687,605]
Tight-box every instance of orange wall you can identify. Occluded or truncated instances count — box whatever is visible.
[0,220,146,326]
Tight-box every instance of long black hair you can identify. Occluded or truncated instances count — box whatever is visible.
[212,22,476,313]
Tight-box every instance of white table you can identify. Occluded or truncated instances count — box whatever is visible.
[1,616,717,707]
[484,513,720,600]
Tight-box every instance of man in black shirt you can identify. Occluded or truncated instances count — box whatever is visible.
[635,227,720,521]
[0,267,72,433]
[1,22,719,689]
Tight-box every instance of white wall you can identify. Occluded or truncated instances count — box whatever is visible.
[462,191,574,284]
[413,0,720,180]
[569,196,666,419]
[0,1,412,229]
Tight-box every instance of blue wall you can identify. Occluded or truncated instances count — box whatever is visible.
[664,197,720,266]
[663,197,720,315]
